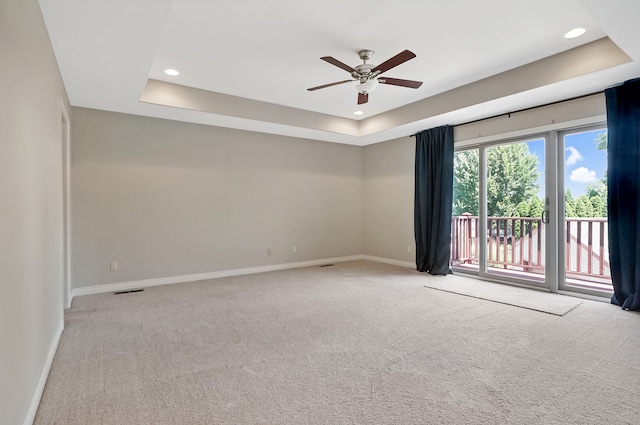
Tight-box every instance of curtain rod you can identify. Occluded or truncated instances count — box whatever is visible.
[409,90,603,137]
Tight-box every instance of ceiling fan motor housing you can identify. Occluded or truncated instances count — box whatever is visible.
[353,63,376,83]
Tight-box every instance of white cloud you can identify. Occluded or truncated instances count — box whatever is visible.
[570,167,598,183]
[565,146,583,165]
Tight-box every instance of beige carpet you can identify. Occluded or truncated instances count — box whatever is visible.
[35,261,640,424]
[423,274,582,316]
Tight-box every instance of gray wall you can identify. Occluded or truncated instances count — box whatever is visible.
[0,0,69,424]
[363,137,416,263]
[71,108,363,287]
[72,93,606,287]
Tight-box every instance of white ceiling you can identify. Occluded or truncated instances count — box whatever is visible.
[39,0,640,146]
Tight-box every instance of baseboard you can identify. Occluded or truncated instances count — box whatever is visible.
[362,255,415,269]
[22,319,64,425]
[71,255,366,299]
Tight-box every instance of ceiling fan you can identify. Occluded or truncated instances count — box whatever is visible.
[307,49,423,105]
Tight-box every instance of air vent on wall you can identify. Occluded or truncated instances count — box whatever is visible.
[113,289,144,295]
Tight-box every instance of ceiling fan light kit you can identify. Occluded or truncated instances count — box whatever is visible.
[356,78,378,95]
[308,49,423,104]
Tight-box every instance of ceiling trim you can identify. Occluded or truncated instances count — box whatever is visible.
[140,38,629,145]
[360,37,629,135]
[140,79,361,137]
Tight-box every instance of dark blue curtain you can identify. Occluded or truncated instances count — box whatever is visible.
[605,77,640,311]
[414,125,454,275]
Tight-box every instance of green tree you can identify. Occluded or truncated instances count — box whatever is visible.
[594,132,607,150]
[592,131,608,216]
[452,150,479,215]
[565,190,576,217]
[585,182,601,198]
[590,195,606,217]
[513,197,544,237]
[515,200,531,217]
[575,195,595,217]
[528,196,544,219]
[486,143,540,217]
[583,181,607,217]
[514,201,530,237]
[453,143,541,217]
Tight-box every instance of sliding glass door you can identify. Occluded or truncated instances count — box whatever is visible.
[558,126,612,295]
[484,138,546,284]
[452,136,549,288]
[451,148,479,273]
[452,124,613,297]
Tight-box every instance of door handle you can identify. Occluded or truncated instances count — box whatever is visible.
[542,210,550,224]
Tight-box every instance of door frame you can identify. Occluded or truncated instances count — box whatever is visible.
[476,134,551,290]
[453,118,612,300]
[556,123,612,298]
[61,102,72,309]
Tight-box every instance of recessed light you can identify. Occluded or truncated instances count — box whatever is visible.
[354,111,364,115]
[564,27,586,39]
[164,68,180,76]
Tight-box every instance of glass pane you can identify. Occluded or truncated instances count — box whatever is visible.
[485,139,545,282]
[451,148,479,272]
[563,129,611,291]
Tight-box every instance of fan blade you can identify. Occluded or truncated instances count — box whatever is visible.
[371,50,416,74]
[307,80,354,91]
[321,56,356,73]
[358,92,368,105]
[378,77,423,89]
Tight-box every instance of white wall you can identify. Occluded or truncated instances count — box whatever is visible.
[0,0,69,424]
[71,108,363,288]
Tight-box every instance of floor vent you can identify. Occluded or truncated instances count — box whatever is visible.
[319,264,335,268]
[113,289,144,295]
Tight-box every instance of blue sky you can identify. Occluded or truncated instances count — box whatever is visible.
[563,129,607,195]
[526,128,607,198]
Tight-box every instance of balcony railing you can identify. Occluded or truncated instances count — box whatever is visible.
[451,214,611,287]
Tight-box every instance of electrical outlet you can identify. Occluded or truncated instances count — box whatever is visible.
[408,245,413,253]
[292,246,297,253]
[267,249,272,256]
[110,261,118,271]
